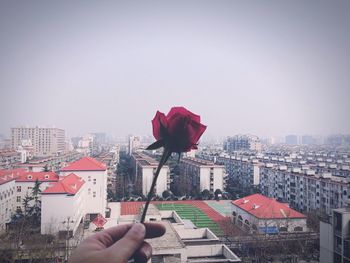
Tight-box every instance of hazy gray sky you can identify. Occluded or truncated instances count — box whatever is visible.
[1,0,350,139]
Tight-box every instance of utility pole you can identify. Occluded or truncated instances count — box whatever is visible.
[62,216,74,262]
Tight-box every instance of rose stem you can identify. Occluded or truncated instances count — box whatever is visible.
[140,148,170,223]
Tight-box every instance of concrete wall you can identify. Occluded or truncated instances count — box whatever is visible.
[320,221,333,263]
[41,185,85,235]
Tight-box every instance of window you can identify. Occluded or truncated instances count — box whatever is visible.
[16,196,21,202]
[93,178,97,185]
[88,176,91,182]
[88,188,91,195]
[17,186,21,192]
[93,192,96,198]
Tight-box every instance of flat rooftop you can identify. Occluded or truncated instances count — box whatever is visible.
[146,220,185,252]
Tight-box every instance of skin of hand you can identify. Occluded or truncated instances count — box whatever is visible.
[68,223,166,263]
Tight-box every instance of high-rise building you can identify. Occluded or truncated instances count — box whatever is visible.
[128,135,141,155]
[285,135,298,145]
[224,135,261,152]
[11,127,65,157]
[301,135,315,145]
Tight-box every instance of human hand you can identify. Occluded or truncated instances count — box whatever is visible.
[68,223,166,263]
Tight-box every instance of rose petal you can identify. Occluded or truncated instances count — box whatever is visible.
[151,111,167,140]
[167,107,200,123]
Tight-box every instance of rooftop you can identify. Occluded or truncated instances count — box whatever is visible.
[15,171,59,183]
[232,194,306,219]
[0,168,26,185]
[42,173,85,195]
[61,156,106,171]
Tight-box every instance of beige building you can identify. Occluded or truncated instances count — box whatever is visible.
[131,152,170,197]
[11,127,65,157]
[178,158,225,196]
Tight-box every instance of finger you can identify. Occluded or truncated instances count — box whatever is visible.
[107,223,146,260]
[134,241,153,263]
[90,224,133,247]
[144,222,166,239]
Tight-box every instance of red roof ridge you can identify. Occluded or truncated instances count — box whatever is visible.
[232,194,305,219]
[61,157,106,171]
[42,173,85,195]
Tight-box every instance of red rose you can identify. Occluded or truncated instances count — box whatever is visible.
[148,107,206,153]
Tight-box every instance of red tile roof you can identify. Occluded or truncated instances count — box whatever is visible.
[232,194,306,219]
[42,173,85,195]
[0,169,27,185]
[61,157,106,171]
[15,171,59,183]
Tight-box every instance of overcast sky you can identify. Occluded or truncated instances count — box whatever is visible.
[1,1,349,139]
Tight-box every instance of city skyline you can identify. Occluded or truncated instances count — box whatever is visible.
[1,1,350,138]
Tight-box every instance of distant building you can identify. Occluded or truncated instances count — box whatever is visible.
[60,157,107,219]
[178,157,225,196]
[260,164,350,215]
[320,207,350,263]
[231,194,307,234]
[285,135,298,145]
[128,136,141,155]
[131,152,169,196]
[217,155,261,194]
[301,135,315,145]
[0,149,21,169]
[11,127,65,157]
[224,135,261,152]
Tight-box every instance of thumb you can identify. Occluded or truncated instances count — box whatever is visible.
[107,223,146,261]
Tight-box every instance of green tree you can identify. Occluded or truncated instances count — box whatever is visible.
[201,189,210,200]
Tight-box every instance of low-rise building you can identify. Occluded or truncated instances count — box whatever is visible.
[231,194,307,234]
[60,157,107,219]
[41,173,86,236]
[15,171,60,212]
[0,169,26,230]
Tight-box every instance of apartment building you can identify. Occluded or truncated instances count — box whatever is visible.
[131,152,169,196]
[11,127,65,157]
[260,164,350,215]
[320,207,350,263]
[178,157,225,196]
[224,135,262,152]
[0,169,26,231]
[217,155,261,194]
[60,157,107,218]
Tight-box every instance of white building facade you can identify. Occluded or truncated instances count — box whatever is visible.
[0,169,26,231]
[179,158,225,196]
[15,172,60,212]
[41,173,86,235]
[60,157,107,218]
[132,152,169,196]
